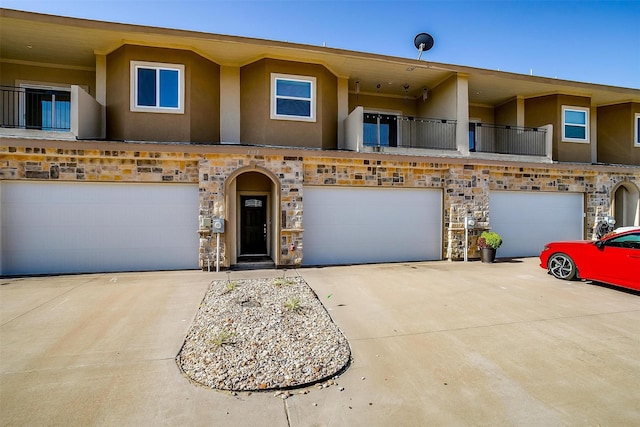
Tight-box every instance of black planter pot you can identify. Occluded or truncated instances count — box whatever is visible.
[480,248,496,263]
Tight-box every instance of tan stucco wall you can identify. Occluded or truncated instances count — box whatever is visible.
[496,98,518,126]
[525,94,592,163]
[556,95,592,163]
[106,45,220,143]
[597,102,640,165]
[525,95,556,129]
[469,105,495,123]
[0,62,95,95]
[240,59,337,149]
[418,75,457,120]
[189,53,221,143]
[320,67,339,150]
[220,66,241,142]
[237,171,272,191]
[349,94,418,117]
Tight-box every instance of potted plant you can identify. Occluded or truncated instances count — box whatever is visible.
[477,231,502,263]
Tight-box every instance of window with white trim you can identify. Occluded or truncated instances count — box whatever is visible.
[635,113,640,147]
[562,106,589,143]
[130,61,184,113]
[270,73,316,122]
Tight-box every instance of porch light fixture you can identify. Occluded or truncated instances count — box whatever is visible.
[423,87,429,101]
[355,80,359,94]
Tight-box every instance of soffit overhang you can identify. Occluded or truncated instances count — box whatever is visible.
[2,8,639,106]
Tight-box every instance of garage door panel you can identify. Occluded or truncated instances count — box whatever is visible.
[489,191,583,258]
[1,182,199,275]
[303,187,442,265]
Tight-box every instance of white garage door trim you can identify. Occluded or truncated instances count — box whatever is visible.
[1,181,199,275]
[303,187,442,265]
[489,191,584,258]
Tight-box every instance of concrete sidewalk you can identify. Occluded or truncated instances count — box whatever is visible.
[1,258,639,426]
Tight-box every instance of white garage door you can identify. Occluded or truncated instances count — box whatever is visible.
[489,191,584,258]
[1,181,199,275]
[303,187,442,265]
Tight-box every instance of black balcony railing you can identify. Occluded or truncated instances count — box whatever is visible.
[1,85,71,131]
[398,117,457,150]
[473,123,547,156]
[363,114,457,150]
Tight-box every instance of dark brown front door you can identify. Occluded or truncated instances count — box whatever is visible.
[240,196,267,255]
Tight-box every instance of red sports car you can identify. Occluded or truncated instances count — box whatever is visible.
[539,227,640,291]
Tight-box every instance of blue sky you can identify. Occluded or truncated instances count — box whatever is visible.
[3,0,639,88]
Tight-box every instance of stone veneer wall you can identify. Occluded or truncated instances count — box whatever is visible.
[302,156,640,259]
[198,154,304,267]
[0,145,200,182]
[2,142,639,268]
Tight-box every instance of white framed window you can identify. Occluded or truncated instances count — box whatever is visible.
[562,106,589,143]
[270,73,316,122]
[130,61,184,113]
[635,113,640,147]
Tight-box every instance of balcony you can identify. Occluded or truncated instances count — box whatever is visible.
[344,107,457,155]
[381,116,457,150]
[471,123,548,156]
[344,106,552,162]
[0,85,104,140]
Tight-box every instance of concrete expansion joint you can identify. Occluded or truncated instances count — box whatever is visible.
[0,278,95,327]
[283,399,292,427]
[348,309,640,342]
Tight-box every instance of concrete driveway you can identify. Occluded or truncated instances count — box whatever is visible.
[1,258,639,426]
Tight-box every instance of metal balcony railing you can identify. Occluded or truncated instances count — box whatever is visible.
[473,123,547,156]
[363,114,457,150]
[398,116,457,150]
[1,85,71,131]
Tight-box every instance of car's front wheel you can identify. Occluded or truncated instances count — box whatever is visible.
[548,253,577,280]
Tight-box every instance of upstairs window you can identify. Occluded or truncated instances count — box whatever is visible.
[131,61,184,113]
[635,113,640,147]
[271,73,316,122]
[562,106,589,143]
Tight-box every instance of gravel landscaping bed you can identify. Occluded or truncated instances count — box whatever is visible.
[176,274,351,391]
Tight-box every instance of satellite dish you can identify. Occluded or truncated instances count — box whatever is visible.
[414,33,434,60]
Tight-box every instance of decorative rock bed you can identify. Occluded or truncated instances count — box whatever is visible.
[176,275,351,391]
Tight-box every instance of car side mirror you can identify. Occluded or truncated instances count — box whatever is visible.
[595,240,604,249]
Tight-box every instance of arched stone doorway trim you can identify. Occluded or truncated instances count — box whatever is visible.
[611,180,640,227]
[224,164,281,266]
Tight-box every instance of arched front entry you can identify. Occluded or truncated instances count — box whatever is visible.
[225,167,281,266]
[612,181,640,227]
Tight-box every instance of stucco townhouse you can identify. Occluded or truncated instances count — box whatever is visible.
[1,9,639,276]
